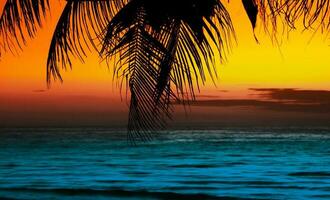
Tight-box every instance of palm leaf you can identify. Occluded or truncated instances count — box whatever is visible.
[99,0,234,142]
[47,0,125,84]
[100,2,175,142]
[171,1,234,102]
[251,0,330,32]
[0,0,49,53]
[242,0,258,29]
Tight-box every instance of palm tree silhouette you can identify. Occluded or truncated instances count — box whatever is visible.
[1,0,329,142]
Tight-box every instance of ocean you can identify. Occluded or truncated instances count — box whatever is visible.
[0,127,330,200]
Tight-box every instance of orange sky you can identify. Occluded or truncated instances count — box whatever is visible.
[0,1,330,127]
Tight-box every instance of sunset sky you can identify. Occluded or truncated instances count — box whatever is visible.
[1,1,330,127]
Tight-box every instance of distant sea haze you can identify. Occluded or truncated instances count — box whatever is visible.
[1,127,330,200]
[1,88,330,128]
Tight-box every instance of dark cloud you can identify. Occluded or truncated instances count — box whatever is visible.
[178,88,330,113]
[250,88,330,103]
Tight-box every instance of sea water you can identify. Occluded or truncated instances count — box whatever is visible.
[0,127,330,200]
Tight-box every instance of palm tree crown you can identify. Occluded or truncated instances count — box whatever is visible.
[1,0,329,142]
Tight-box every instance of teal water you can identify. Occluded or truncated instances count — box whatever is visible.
[0,128,330,200]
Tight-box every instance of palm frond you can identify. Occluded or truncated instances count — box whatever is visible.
[242,0,259,30]
[252,0,330,33]
[101,2,176,142]
[0,0,49,53]
[127,25,173,142]
[100,0,234,142]
[47,0,125,84]
[171,1,234,102]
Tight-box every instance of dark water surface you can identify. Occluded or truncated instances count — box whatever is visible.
[0,128,330,200]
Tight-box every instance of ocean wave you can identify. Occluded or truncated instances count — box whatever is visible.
[0,188,261,200]
[288,172,330,178]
